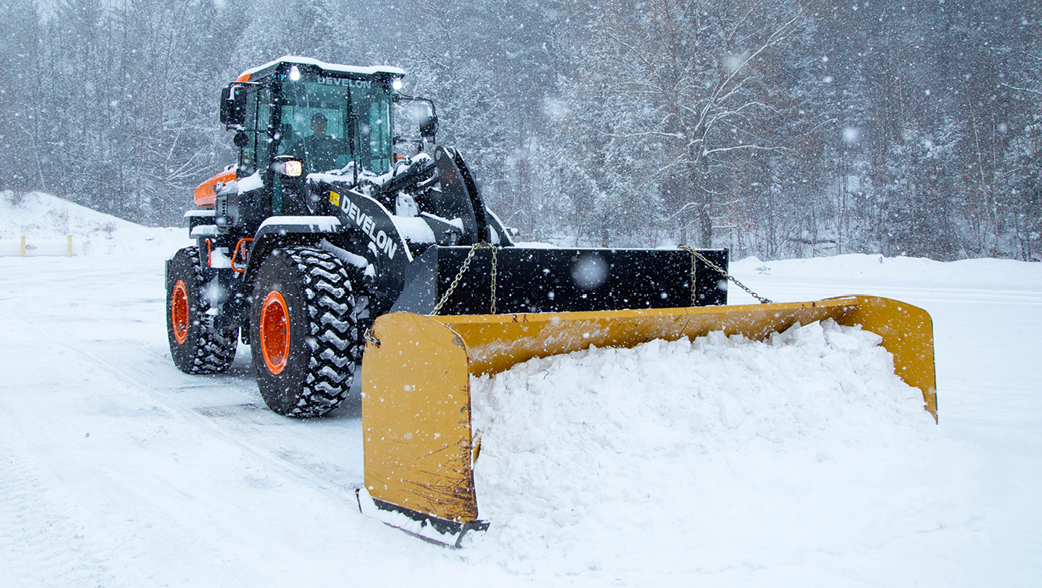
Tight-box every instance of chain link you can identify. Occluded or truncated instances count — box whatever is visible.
[363,327,380,348]
[679,246,773,305]
[430,242,498,316]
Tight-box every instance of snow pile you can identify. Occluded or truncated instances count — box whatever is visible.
[731,253,1042,291]
[468,319,978,575]
[0,191,187,257]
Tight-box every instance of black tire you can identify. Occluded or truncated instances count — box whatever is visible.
[166,246,237,374]
[250,246,369,417]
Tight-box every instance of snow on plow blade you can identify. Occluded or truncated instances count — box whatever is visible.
[358,295,936,546]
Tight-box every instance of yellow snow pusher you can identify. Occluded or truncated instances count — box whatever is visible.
[357,290,936,547]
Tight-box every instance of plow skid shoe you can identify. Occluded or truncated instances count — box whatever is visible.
[359,295,936,543]
[356,488,489,548]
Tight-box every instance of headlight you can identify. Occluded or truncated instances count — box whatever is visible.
[272,160,302,177]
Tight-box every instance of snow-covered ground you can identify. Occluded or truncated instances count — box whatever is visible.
[1,192,1039,587]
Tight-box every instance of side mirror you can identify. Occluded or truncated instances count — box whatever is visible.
[234,130,249,148]
[220,84,247,127]
[419,114,438,140]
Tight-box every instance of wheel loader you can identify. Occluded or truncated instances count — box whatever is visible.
[166,56,937,547]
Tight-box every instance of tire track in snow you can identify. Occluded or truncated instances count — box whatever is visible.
[11,308,364,507]
[0,444,113,588]
[1,258,367,545]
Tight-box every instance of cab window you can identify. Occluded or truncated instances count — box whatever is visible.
[278,73,392,175]
[239,87,271,175]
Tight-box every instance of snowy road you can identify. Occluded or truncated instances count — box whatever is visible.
[0,248,536,587]
[731,255,1042,587]
[1,213,1040,586]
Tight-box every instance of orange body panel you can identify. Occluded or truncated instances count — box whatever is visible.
[193,169,236,207]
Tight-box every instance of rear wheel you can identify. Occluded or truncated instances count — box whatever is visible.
[250,246,369,417]
[166,246,237,374]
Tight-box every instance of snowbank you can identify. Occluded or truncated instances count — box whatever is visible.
[468,320,978,577]
[732,253,1042,290]
[0,191,188,257]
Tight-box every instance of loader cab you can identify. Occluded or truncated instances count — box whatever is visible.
[221,59,410,180]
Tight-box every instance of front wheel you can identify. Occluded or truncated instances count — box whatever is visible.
[250,246,369,417]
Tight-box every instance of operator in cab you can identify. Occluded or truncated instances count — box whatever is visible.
[291,112,347,173]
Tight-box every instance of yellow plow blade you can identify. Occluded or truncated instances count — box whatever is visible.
[358,295,936,546]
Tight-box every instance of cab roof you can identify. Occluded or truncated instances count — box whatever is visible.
[235,55,405,83]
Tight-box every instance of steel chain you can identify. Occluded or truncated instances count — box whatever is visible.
[430,242,498,316]
[489,243,497,315]
[363,327,380,348]
[679,246,773,305]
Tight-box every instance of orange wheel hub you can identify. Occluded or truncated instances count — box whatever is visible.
[260,290,291,374]
[171,280,189,345]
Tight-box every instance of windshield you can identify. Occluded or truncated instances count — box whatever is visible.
[277,71,393,175]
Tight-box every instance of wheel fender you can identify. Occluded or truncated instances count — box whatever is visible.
[241,216,345,294]
[320,187,414,315]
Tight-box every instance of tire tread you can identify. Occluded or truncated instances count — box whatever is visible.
[280,246,367,417]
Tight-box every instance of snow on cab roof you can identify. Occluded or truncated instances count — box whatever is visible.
[236,56,405,82]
